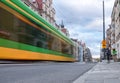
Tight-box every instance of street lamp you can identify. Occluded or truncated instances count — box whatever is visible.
[101,0,106,60]
[103,0,105,40]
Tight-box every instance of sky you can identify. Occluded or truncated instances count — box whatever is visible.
[53,0,115,58]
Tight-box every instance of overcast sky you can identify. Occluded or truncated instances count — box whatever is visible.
[53,0,115,58]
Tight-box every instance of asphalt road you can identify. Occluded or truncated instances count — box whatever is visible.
[0,62,96,83]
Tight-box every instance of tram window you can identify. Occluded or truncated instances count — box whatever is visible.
[36,41,42,47]
[0,7,73,55]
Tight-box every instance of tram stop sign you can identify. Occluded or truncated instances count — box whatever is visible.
[102,40,106,48]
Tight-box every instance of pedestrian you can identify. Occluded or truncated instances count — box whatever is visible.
[112,49,117,62]
[105,48,111,63]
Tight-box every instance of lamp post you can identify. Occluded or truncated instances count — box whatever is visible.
[101,0,106,60]
[103,0,105,40]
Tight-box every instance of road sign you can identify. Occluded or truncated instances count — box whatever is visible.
[102,40,106,48]
[102,40,106,44]
[102,44,106,48]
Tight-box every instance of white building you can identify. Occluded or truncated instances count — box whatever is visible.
[79,43,83,62]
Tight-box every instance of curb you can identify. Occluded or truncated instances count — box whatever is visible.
[73,63,98,83]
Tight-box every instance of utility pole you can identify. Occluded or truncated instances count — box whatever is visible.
[101,0,106,60]
[103,0,105,40]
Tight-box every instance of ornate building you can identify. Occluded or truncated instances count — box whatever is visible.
[21,0,56,26]
[111,0,120,58]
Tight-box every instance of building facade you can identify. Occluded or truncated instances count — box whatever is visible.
[106,26,112,49]
[21,0,56,26]
[111,0,120,58]
[71,39,79,61]
[79,43,84,62]
[60,22,70,37]
[84,47,92,62]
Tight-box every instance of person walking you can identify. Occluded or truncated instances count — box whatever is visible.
[112,49,117,62]
[105,48,111,63]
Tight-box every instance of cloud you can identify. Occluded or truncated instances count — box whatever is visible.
[53,0,114,57]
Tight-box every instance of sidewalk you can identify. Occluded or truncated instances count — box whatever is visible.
[74,61,120,83]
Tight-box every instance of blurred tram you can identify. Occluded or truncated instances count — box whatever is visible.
[0,0,76,61]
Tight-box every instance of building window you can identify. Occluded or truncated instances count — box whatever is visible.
[119,12,120,22]
[117,43,119,47]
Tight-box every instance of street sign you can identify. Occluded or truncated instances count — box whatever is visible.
[102,44,106,48]
[102,40,106,44]
[102,40,106,48]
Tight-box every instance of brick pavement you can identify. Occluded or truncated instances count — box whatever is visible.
[74,61,120,83]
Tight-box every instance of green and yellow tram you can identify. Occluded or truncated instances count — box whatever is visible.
[0,0,75,61]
